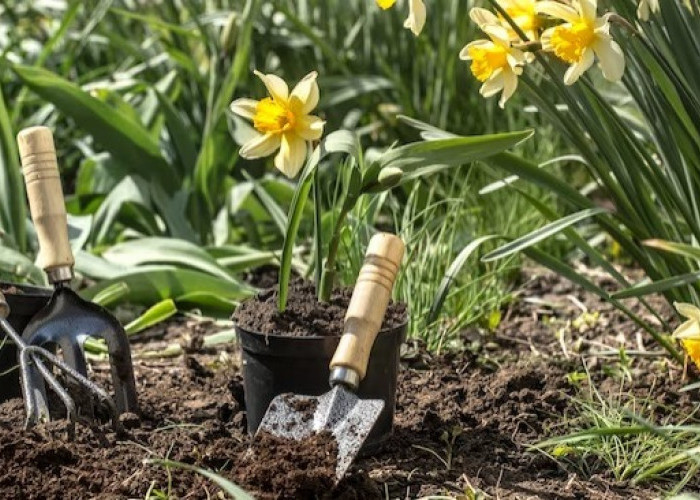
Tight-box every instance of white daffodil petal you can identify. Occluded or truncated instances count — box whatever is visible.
[499,70,518,108]
[676,302,700,322]
[540,27,555,51]
[240,133,282,159]
[404,0,426,36]
[563,48,595,85]
[296,115,325,141]
[483,24,512,46]
[470,7,500,28]
[594,39,625,83]
[290,71,320,114]
[580,0,598,22]
[254,70,289,103]
[535,1,580,23]
[275,133,307,178]
[230,98,259,120]
[480,71,505,98]
[673,319,700,340]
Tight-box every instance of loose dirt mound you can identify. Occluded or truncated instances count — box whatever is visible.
[243,431,338,499]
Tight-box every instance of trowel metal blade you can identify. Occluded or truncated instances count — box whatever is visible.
[256,386,384,480]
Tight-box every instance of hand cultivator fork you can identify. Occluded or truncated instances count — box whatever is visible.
[0,291,121,437]
[2,126,139,437]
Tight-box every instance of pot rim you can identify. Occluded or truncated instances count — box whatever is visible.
[234,318,409,340]
[234,314,409,341]
[0,281,52,299]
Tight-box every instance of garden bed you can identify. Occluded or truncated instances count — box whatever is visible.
[0,268,696,499]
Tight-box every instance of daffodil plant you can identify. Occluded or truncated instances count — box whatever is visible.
[231,70,533,311]
[374,0,699,365]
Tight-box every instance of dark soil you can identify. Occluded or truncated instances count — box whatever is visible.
[243,431,338,499]
[233,278,407,337]
[1,286,22,295]
[0,267,697,499]
[282,394,318,423]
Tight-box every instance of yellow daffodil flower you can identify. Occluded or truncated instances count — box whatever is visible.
[496,0,542,41]
[230,71,325,178]
[376,0,427,36]
[637,0,659,21]
[537,0,625,85]
[460,19,528,108]
[672,302,700,370]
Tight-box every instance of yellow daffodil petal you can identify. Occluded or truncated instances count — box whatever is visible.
[253,70,289,103]
[682,339,700,370]
[230,98,259,120]
[275,134,307,178]
[376,0,397,9]
[579,0,599,22]
[289,71,320,114]
[240,133,282,159]
[676,302,700,322]
[404,0,426,36]
[496,0,541,41]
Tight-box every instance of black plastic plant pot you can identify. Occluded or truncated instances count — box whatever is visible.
[0,282,52,402]
[236,318,407,454]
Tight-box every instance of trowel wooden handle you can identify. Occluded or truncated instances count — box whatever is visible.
[330,233,405,382]
[17,127,74,283]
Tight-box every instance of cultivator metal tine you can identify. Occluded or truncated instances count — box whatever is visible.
[0,316,122,438]
[19,347,77,438]
[23,345,122,433]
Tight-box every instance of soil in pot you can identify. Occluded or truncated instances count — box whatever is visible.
[232,278,407,336]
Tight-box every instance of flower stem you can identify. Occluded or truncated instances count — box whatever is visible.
[318,208,349,302]
[313,169,323,297]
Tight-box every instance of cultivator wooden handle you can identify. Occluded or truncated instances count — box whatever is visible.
[17,127,74,284]
[330,233,404,386]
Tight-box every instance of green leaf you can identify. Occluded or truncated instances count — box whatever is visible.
[0,246,46,285]
[0,84,26,251]
[155,90,198,177]
[483,208,607,262]
[12,65,177,191]
[612,272,700,299]
[124,299,178,335]
[81,267,254,312]
[363,130,532,189]
[91,282,129,307]
[146,459,255,500]
[102,237,237,282]
[643,239,700,260]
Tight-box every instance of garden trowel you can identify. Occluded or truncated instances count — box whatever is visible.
[256,233,405,481]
